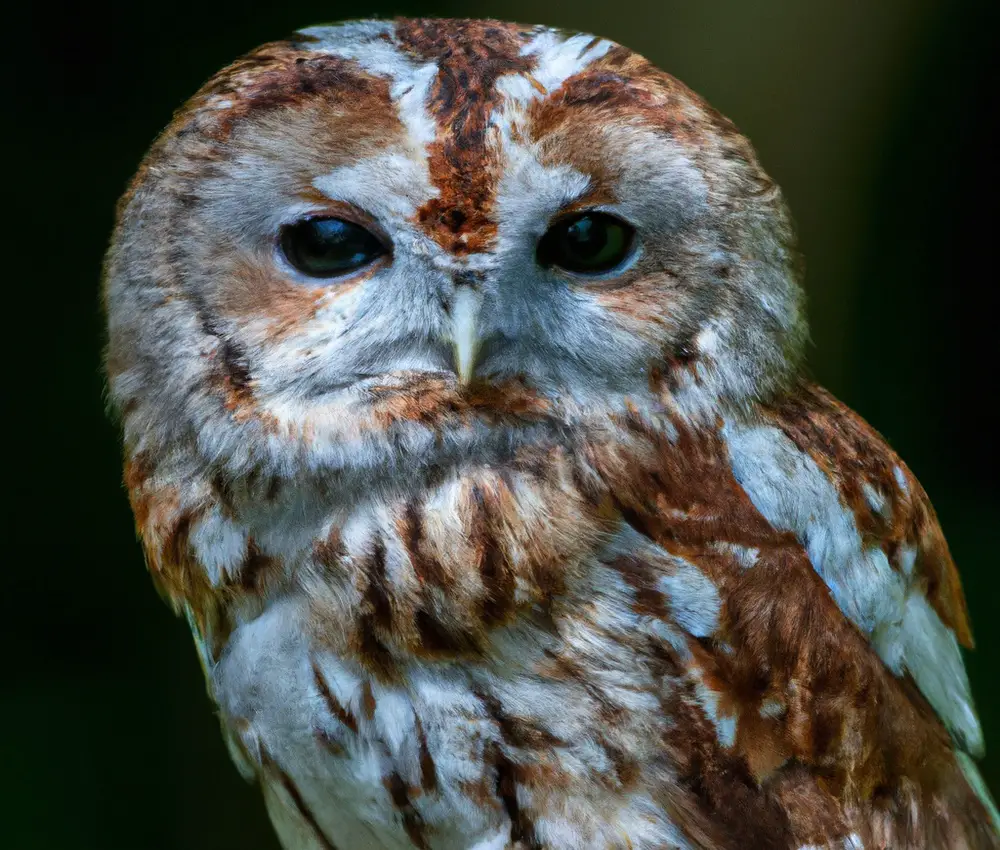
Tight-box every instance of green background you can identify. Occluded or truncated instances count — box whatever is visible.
[9,0,995,846]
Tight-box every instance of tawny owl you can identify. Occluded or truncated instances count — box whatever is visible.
[103,17,999,850]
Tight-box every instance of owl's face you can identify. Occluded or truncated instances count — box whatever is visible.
[106,19,804,484]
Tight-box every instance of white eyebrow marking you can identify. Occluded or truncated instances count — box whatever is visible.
[520,31,615,95]
[313,151,437,222]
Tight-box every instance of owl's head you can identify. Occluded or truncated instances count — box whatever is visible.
[105,19,805,484]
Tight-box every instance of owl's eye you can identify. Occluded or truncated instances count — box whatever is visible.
[279,217,387,278]
[537,212,636,275]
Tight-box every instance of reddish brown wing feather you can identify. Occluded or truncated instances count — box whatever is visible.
[588,393,994,847]
[765,382,973,647]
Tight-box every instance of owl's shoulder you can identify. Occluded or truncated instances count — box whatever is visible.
[714,381,982,756]
[759,381,971,645]
[591,384,997,845]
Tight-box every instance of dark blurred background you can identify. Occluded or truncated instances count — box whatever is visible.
[8,0,996,846]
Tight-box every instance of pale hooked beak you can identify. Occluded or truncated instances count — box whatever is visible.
[450,287,482,385]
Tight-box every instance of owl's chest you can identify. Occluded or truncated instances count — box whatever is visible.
[210,582,678,850]
[203,461,691,848]
[210,594,499,849]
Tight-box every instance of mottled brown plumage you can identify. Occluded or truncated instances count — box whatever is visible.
[105,17,997,850]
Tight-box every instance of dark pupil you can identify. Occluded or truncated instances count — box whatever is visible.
[565,217,608,258]
[538,212,633,274]
[281,218,385,277]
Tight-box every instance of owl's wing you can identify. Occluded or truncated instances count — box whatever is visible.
[589,382,998,846]
[742,382,980,752]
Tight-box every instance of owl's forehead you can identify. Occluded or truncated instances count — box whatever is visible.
[180,18,725,257]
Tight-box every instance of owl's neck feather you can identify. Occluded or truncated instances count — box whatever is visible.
[124,364,744,626]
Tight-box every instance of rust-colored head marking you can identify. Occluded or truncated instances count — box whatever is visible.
[395,19,537,255]
[179,40,397,143]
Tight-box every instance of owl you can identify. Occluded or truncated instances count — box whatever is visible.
[104,17,998,850]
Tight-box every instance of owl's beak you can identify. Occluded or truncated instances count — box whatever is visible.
[450,287,482,385]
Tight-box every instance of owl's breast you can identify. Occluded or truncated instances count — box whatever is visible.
[211,547,687,850]
[147,407,997,849]
[212,595,515,850]
[202,439,709,850]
